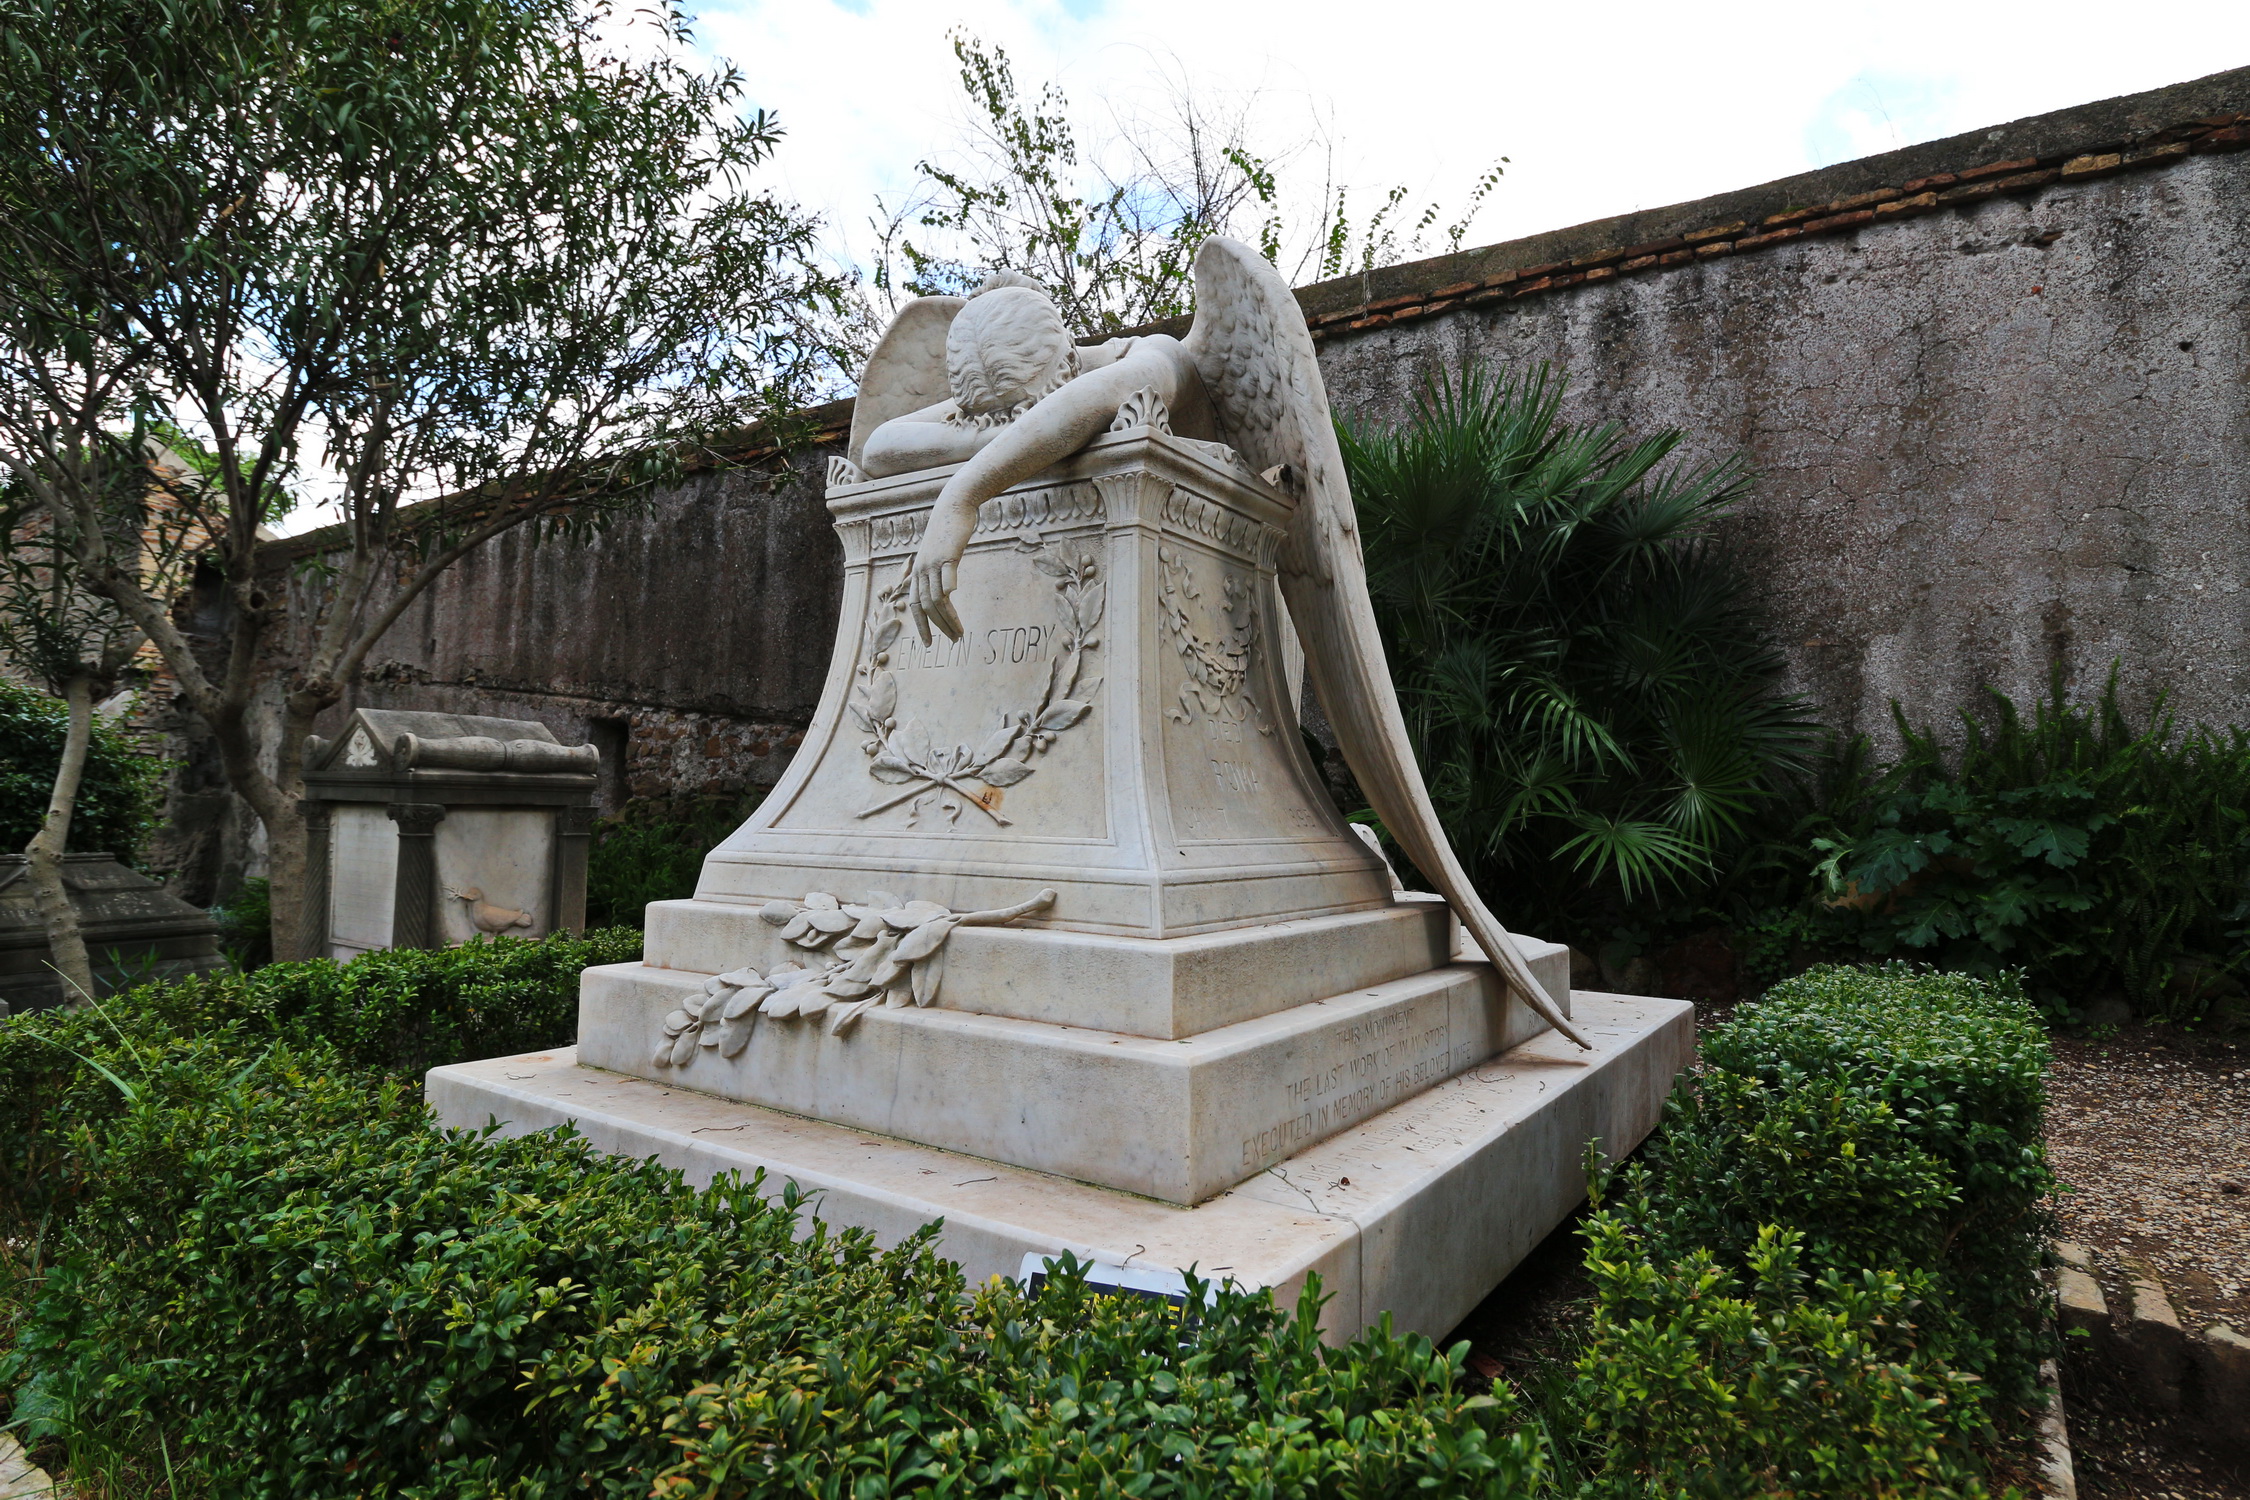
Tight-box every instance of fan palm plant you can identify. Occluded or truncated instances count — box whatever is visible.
[1341,362,1816,938]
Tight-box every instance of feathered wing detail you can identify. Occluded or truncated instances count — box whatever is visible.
[1183,238,1589,1049]
[847,295,966,470]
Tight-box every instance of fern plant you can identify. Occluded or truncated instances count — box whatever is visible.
[1806,666,2250,1021]
[1341,363,1816,939]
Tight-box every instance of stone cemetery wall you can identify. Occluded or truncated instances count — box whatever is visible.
[252,418,849,832]
[231,66,2250,886]
[1301,65,2250,753]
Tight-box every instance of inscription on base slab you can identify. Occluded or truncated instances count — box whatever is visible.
[1240,999,1464,1170]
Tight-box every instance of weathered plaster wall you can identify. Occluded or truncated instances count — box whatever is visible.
[267,439,845,824]
[1317,146,2250,749]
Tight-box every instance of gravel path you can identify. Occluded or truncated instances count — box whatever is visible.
[2046,1030,2250,1336]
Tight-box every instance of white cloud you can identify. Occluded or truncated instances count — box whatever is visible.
[697,0,2250,275]
[265,0,2246,535]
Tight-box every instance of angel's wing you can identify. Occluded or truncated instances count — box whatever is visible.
[846,295,966,470]
[1183,238,1589,1048]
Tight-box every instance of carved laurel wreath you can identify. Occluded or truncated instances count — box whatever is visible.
[654,885,1056,1064]
[1157,546,1271,734]
[847,539,1106,828]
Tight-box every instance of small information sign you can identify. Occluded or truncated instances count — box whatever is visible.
[1016,1253,1218,1316]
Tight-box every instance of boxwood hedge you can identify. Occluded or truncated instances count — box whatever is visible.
[0,929,641,1233]
[1640,963,2056,1406]
[4,1040,1539,1497]
[0,941,2047,1497]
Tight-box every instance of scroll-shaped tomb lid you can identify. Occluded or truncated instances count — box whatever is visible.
[307,708,598,779]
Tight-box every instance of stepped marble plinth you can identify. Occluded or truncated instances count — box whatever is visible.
[643,893,1460,1040]
[432,321,1697,1332]
[583,926,1567,1205]
[430,992,1694,1344]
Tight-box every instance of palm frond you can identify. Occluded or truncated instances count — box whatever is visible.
[1556,812,1713,900]
[1346,358,1816,938]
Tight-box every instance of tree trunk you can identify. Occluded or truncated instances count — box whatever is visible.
[24,674,99,1006]
[258,693,329,964]
[265,804,311,964]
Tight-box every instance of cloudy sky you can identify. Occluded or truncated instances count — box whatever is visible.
[700,0,2250,286]
[268,1,2247,534]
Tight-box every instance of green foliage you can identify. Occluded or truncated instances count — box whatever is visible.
[1,0,847,928]
[860,31,1503,343]
[1645,965,2055,1407]
[0,928,639,1233]
[0,678,162,861]
[1342,363,1816,937]
[239,928,642,1077]
[0,0,840,536]
[1,938,2054,1495]
[208,875,271,970]
[3,1020,1541,1496]
[1804,669,2250,1022]
[1566,1205,2002,1499]
[658,1272,1540,1497]
[584,796,762,930]
[1542,965,2051,1495]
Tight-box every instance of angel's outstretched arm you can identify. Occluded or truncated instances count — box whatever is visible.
[860,399,973,478]
[907,342,1181,643]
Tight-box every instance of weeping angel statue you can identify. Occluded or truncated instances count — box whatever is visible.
[852,242,1586,1049]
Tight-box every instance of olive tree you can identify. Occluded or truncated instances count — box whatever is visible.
[0,0,843,958]
[0,422,196,1001]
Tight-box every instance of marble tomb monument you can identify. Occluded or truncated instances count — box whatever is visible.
[301,709,598,960]
[431,242,1692,1340]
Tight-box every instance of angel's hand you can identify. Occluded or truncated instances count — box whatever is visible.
[910,556,963,644]
[907,499,976,643]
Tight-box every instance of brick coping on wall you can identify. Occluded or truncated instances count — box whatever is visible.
[1290,71,2249,341]
[259,64,2249,567]
[1104,63,2250,346]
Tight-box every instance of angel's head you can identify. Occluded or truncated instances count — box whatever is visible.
[946,278,1078,425]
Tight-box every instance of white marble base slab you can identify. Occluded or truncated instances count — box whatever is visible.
[428,991,1693,1344]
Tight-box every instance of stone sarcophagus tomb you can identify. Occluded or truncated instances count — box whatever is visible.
[302,710,597,960]
[432,246,1692,1341]
[0,853,225,1015]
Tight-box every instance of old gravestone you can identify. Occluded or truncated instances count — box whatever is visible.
[301,709,597,960]
[0,853,224,1015]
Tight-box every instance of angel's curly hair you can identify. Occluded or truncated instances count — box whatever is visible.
[945,280,1078,426]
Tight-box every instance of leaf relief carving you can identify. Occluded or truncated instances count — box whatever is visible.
[1157,547,1272,734]
[651,886,1057,1061]
[848,536,1107,828]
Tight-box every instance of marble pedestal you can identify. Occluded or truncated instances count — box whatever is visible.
[700,430,1393,935]
[432,429,1696,1332]
[429,991,1693,1344]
